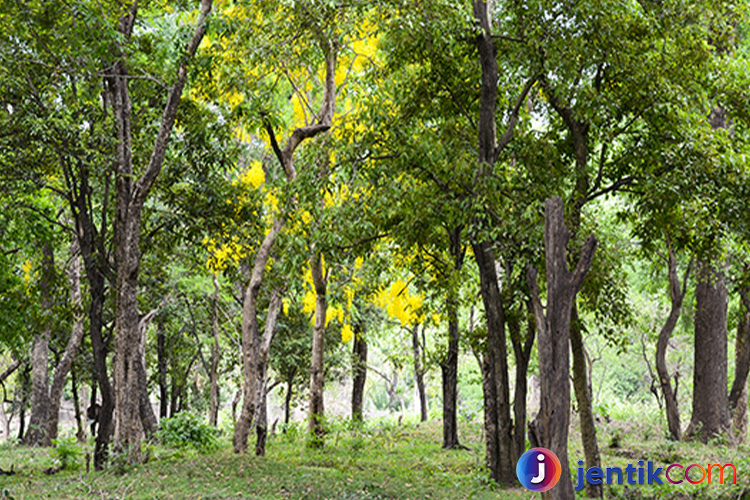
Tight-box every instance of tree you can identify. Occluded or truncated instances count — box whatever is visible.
[528,196,597,500]
[109,0,212,463]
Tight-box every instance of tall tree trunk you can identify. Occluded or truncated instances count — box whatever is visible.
[472,242,513,483]
[570,305,601,498]
[255,288,282,457]
[411,323,427,422]
[24,242,54,446]
[110,0,211,465]
[685,262,733,443]
[210,273,221,427]
[308,253,327,443]
[471,0,534,483]
[89,272,113,470]
[528,196,597,500]
[441,290,460,449]
[352,323,368,422]
[441,227,464,450]
[730,286,750,442]
[655,245,691,441]
[46,238,87,444]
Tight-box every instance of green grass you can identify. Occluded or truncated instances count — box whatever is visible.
[3,415,748,499]
[0,419,532,500]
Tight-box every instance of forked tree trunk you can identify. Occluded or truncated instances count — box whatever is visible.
[308,253,327,442]
[352,323,368,422]
[730,287,750,442]
[24,242,54,446]
[411,323,427,422]
[234,42,336,453]
[685,262,733,444]
[655,245,691,441]
[110,0,212,464]
[509,299,536,463]
[528,196,597,500]
[570,305,601,498]
[46,238,87,444]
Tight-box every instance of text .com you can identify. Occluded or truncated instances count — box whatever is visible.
[516,448,737,493]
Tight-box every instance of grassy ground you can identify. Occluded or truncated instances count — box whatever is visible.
[1,416,749,499]
[0,419,531,500]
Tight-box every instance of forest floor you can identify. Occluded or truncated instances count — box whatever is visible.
[0,417,748,499]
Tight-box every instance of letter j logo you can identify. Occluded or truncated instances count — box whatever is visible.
[517,448,562,492]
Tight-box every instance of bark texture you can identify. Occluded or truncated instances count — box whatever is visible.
[45,239,87,444]
[24,242,54,446]
[308,253,327,442]
[473,242,513,484]
[655,246,691,441]
[570,305,601,498]
[111,0,212,464]
[685,262,733,443]
[528,196,597,500]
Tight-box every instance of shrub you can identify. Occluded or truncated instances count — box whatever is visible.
[51,437,82,470]
[157,413,220,453]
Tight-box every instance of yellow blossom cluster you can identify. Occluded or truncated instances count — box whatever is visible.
[374,279,424,327]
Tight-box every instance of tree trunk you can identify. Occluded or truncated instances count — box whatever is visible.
[655,246,690,441]
[441,226,464,450]
[411,323,427,422]
[284,373,295,426]
[308,253,327,442]
[685,262,733,443]
[441,292,460,449]
[234,39,336,453]
[24,242,54,446]
[570,305,601,498]
[352,323,368,422]
[255,288,282,457]
[110,0,211,465]
[730,287,750,442]
[157,320,168,419]
[210,273,221,427]
[70,366,86,442]
[510,299,536,464]
[45,239,87,444]
[17,362,32,442]
[472,242,513,484]
[528,196,597,500]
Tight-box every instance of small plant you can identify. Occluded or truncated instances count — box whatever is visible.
[51,437,82,471]
[157,412,220,453]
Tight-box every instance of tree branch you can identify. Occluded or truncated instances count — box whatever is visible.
[133,0,213,208]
